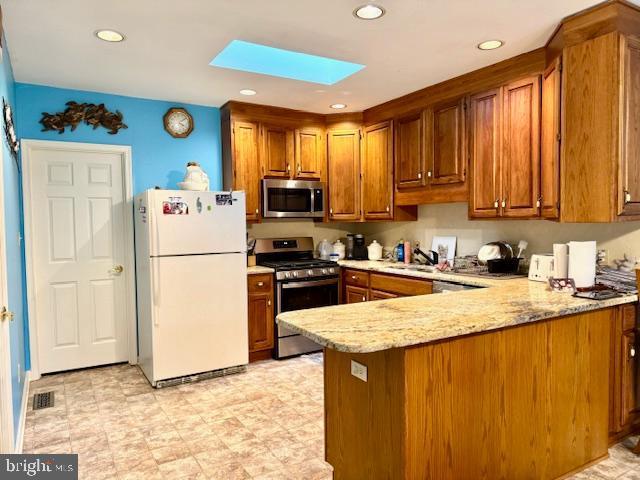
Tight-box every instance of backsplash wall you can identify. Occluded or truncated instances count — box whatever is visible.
[359,203,640,263]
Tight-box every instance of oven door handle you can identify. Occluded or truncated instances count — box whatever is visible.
[281,278,339,289]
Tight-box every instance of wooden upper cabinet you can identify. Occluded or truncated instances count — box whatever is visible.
[469,89,502,218]
[261,123,294,178]
[327,129,361,221]
[362,121,394,220]
[541,58,562,219]
[501,76,541,218]
[294,128,323,180]
[425,97,467,186]
[395,112,425,190]
[620,35,640,217]
[232,120,261,221]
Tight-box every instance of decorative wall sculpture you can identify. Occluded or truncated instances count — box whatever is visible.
[40,101,128,134]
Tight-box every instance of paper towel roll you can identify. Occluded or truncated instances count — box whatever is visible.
[553,243,569,278]
[568,241,597,288]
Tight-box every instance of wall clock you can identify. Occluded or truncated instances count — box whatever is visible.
[163,107,193,138]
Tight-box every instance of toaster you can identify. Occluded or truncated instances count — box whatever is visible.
[528,254,555,282]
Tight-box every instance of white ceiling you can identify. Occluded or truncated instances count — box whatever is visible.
[1,0,614,113]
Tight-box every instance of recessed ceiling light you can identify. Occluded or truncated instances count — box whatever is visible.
[477,40,504,50]
[330,103,347,109]
[95,29,125,42]
[240,89,257,96]
[353,4,385,20]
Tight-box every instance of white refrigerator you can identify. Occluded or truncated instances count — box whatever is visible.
[134,189,248,386]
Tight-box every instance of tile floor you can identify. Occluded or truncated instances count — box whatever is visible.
[21,353,640,480]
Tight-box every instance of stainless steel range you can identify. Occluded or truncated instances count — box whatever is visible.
[254,237,340,359]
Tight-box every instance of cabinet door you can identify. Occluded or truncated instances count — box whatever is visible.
[541,58,562,219]
[233,120,261,220]
[327,130,361,221]
[370,289,399,301]
[426,97,466,185]
[345,285,368,304]
[362,121,394,220]
[620,35,640,217]
[294,128,323,180]
[248,292,274,352]
[395,112,425,190]
[621,330,638,428]
[469,89,502,218]
[261,124,294,178]
[501,76,541,218]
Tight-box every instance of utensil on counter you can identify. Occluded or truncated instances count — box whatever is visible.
[516,240,528,258]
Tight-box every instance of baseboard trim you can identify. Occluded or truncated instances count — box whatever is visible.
[15,371,30,454]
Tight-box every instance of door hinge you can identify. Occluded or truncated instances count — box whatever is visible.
[556,133,561,143]
[1,307,14,322]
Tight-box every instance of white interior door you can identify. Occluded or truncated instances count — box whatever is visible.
[24,142,134,375]
[0,143,15,452]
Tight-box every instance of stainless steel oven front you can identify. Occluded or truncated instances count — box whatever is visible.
[262,179,325,218]
[275,276,340,358]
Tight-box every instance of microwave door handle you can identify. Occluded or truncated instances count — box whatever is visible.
[310,187,315,214]
[281,279,339,289]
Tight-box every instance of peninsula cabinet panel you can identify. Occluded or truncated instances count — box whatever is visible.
[469,89,502,218]
[501,75,541,218]
[232,120,261,221]
[261,124,294,178]
[541,57,562,219]
[362,121,394,220]
[294,128,323,180]
[394,112,425,190]
[325,308,613,480]
[620,35,640,217]
[327,129,361,221]
[426,97,467,186]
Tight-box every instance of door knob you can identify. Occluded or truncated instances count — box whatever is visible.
[110,265,124,274]
[0,307,14,322]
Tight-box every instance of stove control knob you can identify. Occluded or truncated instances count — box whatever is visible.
[292,271,298,278]
[284,272,291,279]
[329,268,335,274]
[307,270,314,276]
[322,268,328,275]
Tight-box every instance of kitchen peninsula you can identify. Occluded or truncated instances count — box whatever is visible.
[277,273,639,480]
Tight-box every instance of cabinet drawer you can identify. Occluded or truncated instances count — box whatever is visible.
[344,269,370,288]
[622,304,638,332]
[370,273,432,296]
[248,274,273,293]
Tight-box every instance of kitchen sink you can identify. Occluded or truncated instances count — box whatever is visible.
[384,264,436,273]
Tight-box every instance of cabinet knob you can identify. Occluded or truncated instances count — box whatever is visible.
[536,196,542,208]
[417,172,422,179]
[494,199,499,209]
[501,199,507,208]
[257,281,264,287]
[352,275,357,280]
[631,346,636,358]
[330,208,333,215]
[427,171,432,178]
[287,164,291,172]
[255,208,259,214]
[268,299,272,306]
[625,190,632,204]
[362,296,366,302]
[386,205,390,212]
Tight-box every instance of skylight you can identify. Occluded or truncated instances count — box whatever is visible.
[210,40,365,85]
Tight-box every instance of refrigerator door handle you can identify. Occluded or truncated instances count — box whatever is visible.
[151,207,161,326]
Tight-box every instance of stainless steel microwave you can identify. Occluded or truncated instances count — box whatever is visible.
[262,179,325,218]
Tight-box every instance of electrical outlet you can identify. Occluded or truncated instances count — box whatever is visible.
[350,360,367,382]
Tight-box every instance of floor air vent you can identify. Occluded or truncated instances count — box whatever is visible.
[32,391,54,410]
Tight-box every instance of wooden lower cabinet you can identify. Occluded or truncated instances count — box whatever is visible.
[247,274,274,362]
[609,303,639,442]
[342,268,432,303]
[345,285,368,304]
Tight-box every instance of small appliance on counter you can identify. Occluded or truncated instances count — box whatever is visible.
[353,234,368,260]
[528,254,555,282]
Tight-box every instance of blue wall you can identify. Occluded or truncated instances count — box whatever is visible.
[15,84,222,194]
[1,44,29,445]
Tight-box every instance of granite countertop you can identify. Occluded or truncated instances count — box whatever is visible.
[247,265,275,275]
[277,260,638,353]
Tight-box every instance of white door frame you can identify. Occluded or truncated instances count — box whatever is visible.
[0,134,15,452]
[21,140,137,380]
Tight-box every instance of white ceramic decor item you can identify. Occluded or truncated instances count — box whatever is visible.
[333,240,346,260]
[367,240,383,261]
[178,162,210,191]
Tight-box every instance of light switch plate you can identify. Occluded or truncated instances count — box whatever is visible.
[351,360,368,382]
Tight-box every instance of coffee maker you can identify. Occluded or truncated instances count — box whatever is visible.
[353,234,368,260]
